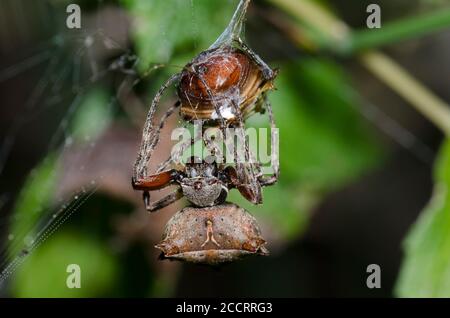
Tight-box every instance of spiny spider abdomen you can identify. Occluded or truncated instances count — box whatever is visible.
[156,203,269,265]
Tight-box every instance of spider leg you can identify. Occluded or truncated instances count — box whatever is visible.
[230,99,263,204]
[156,121,203,172]
[133,72,180,180]
[144,188,184,213]
[131,63,167,88]
[150,99,181,147]
[132,169,184,213]
[132,169,181,191]
[233,37,276,81]
[258,94,279,186]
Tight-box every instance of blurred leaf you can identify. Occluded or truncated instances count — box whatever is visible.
[396,139,450,297]
[7,87,112,282]
[240,57,383,239]
[120,0,236,66]
[228,181,313,240]
[8,154,59,259]
[12,230,118,298]
[70,88,112,143]
[8,87,111,259]
[269,58,381,188]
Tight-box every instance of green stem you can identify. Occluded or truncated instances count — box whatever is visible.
[360,51,450,135]
[350,8,450,52]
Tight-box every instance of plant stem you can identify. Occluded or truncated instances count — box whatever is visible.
[360,51,450,135]
[267,0,450,136]
[351,8,450,52]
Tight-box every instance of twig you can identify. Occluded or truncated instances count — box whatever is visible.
[360,51,450,135]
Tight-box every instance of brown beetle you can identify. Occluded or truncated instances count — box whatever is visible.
[178,44,277,125]
[155,203,269,265]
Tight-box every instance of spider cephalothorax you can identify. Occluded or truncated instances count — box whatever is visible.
[179,158,226,207]
[132,155,275,212]
[132,157,226,210]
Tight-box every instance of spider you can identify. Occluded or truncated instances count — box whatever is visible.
[132,0,279,208]
[132,156,276,212]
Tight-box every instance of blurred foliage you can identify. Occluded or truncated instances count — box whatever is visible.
[12,230,118,298]
[70,88,112,143]
[349,7,450,53]
[7,88,115,296]
[232,57,382,239]
[396,140,450,297]
[120,0,236,66]
[8,154,59,259]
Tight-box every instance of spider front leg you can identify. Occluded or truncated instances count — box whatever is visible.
[233,37,277,81]
[229,99,263,204]
[156,122,202,173]
[134,73,181,180]
[132,169,184,212]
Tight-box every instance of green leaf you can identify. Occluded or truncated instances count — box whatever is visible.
[12,230,118,298]
[70,88,112,143]
[396,139,450,297]
[8,87,111,259]
[8,154,59,259]
[120,0,236,66]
